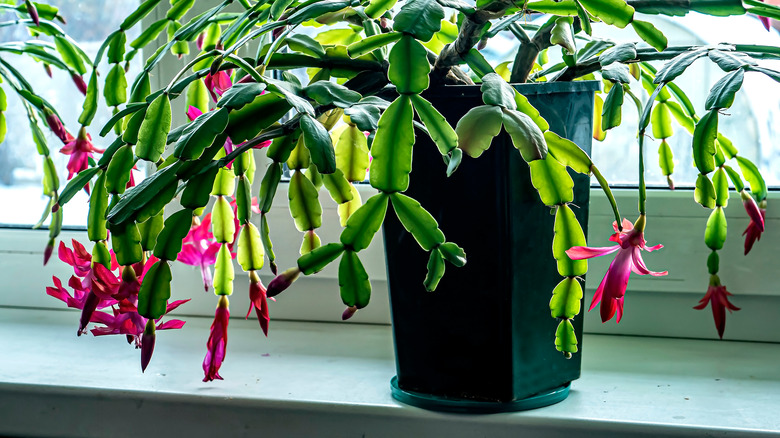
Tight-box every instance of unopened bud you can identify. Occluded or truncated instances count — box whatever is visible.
[666,175,675,191]
[43,239,55,265]
[25,0,39,26]
[740,190,764,232]
[341,306,357,321]
[140,320,156,372]
[71,74,87,95]
[266,267,301,298]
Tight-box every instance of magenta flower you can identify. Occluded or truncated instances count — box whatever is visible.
[60,126,103,179]
[179,213,222,291]
[48,240,188,356]
[694,275,740,339]
[247,274,270,336]
[741,193,766,255]
[204,70,232,102]
[203,295,230,382]
[566,216,668,323]
[342,306,357,321]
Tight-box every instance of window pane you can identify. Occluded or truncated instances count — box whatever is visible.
[0,0,141,227]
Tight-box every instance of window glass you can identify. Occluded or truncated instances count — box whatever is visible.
[0,0,141,227]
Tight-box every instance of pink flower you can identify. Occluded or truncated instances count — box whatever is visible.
[694,275,740,339]
[247,273,270,336]
[60,126,103,179]
[203,295,230,382]
[342,306,357,321]
[741,193,766,255]
[566,216,668,323]
[179,214,222,291]
[204,70,232,103]
[72,73,87,95]
[196,32,205,51]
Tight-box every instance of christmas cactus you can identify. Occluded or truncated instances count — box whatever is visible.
[3,0,779,380]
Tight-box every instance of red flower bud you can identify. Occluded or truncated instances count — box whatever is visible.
[341,306,357,321]
[71,74,87,95]
[25,0,39,26]
[266,267,301,298]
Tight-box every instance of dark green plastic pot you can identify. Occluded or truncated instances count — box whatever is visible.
[382,81,599,413]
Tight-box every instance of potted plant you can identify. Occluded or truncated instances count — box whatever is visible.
[4,0,778,412]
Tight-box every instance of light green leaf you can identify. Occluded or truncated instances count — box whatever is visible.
[545,131,591,174]
[704,207,727,250]
[550,277,583,319]
[335,125,370,182]
[78,71,98,125]
[695,173,717,209]
[369,96,415,192]
[658,140,674,177]
[390,193,445,251]
[238,223,264,271]
[423,248,446,292]
[104,64,127,107]
[392,0,444,42]
[692,110,718,174]
[455,105,503,158]
[410,94,458,154]
[322,168,354,204]
[480,73,517,109]
[736,156,768,201]
[529,155,574,206]
[388,35,430,94]
[289,171,322,232]
[651,101,673,139]
[554,319,578,355]
[213,243,234,296]
[340,193,389,252]
[578,0,634,28]
[553,204,587,277]
[300,114,336,174]
[631,20,667,51]
[551,17,576,54]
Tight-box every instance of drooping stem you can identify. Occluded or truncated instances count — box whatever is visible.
[638,132,647,216]
[591,165,623,230]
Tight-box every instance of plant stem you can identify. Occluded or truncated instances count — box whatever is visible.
[164,50,218,94]
[510,20,557,83]
[638,131,647,216]
[591,165,623,230]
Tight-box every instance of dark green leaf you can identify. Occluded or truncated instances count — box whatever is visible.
[300,114,336,174]
[713,167,729,207]
[78,71,98,125]
[226,92,291,143]
[455,105,503,158]
[654,48,708,84]
[705,68,744,110]
[601,82,624,131]
[631,20,667,52]
[599,42,636,66]
[709,50,757,72]
[390,193,445,251]
[110,221,143,266]
[723,164,744,192]
[347,32,403,58]
[392,0,444,42]
[137,260,171,319]
[344,102,381,132]
[502,108,547,162]
[259,162,283,213]
[104,64,127,107]
[340,193,389,252]
[173,107,229,160]
[578,0,634,28]
[304,81,362,109]
[692,110,718,174]
[57,167,100,208]
[105,145,135,194]
[153,208,193,261]
[339,250,371,308]
[423,248,446,292]
[87,171,108,241]
[181,165,219,209]
[107,31,126,64]
[107,162,181,226]
[129,18,167,49]
[298,242,344,275]
[410,94,458,155]
[138,212,163,252]
[438,242,467,267]
[388,35,430,94]
[217,82,267,110]
[369,96,415,192]
[286,0,353,26]
[602,63,631,84]
[551,16,576,54]
[286,34,326,57]
[480,73,517,109]
[121,0,161,30]
[136,93,172,162]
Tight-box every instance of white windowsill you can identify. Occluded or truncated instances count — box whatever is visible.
[1,307,778,437]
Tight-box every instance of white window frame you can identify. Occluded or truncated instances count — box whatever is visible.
[1,1,778,344]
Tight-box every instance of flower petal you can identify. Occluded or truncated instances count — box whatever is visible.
[566,245,619,260]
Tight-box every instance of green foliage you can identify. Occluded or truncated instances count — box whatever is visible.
[390,193,446,252]
[392,0,444,42]
[369,96,414,192]
[212,196,236,243]
[174,107,229,160]
[692,110,718,174]
[153,208,193,261]
[288,171,322,232]
[553,205,587,277]
[529,155,574,206]
[340,193,389,252]
[502,108,547,162]
[238,223,264,272]
[424,249,446,292]
[555,319,578,355]
[550,278,583,319]
[705,207,728,250]
[705,68,744,110]
[137,260,172,320]
[87,171,108,242]
[388,35,430,94]
[136,93,172,162]
[455,105,503,158]
[410,94,458,155]
[213,244,234,296]
[339,250,371,308]
[299,242,345,275]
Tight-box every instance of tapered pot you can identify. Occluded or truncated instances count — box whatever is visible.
[382,81,599,413]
